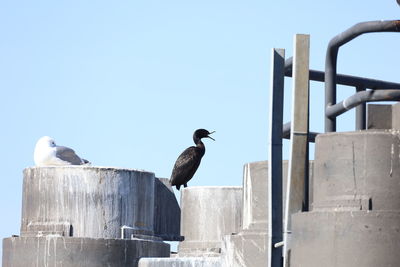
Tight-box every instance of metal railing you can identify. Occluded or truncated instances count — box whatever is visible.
[269,20,400,267]
[325,20,400,132]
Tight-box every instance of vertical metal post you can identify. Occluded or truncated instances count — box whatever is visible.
[268,48,285,267]
[325,46,337,132]
[355,86,366,130]
[283,34,310,267]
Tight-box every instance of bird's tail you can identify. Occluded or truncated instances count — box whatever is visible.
[81,158,91,165]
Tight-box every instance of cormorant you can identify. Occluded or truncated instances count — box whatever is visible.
[170,129,215,190]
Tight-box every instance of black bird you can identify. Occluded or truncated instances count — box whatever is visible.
[170,129,215,190]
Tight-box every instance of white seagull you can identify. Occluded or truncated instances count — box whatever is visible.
[34,136,90,166]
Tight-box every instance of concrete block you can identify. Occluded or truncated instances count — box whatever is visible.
[222,232,268,267]
[313,131,400,211]
[178,186,242,256]
[139,257,222,267]
[392,102,400,130]
[367,104,392,129]
[242,161,313,226]
[3,236,170,267]
[242,162,269,231]
[290,211,400,267]
[21,167,156,239]
[154,178,181,241]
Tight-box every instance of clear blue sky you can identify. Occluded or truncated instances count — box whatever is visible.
[1,0,399,256]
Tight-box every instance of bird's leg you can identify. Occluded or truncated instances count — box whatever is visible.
[184,183,188,188]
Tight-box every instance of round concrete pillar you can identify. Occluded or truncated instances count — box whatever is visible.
[21,166,155,239]
[178,186,242,256]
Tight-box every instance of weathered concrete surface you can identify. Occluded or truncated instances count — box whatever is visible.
[367,104,392,129]
[178,186,242,256]
[313,131,400,211]
[3,236,170,267]
[139,257,222,267]
[221,232,268,267]
[221,161,313,267]
[291,130,400,267]
[21,167,155,239]
[290,211,400,267]
[242,162,269,231]
[392,102,400,130]
[154,178,181,241]
[242,161,313,228]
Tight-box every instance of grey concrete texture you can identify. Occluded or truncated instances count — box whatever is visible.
[313,130,400,211]
[242,160,313,229]
[3,236,170,267]
[178,186,243,256]
[392,101,400,130]
[221,232,268,267]
[367,104,392,129]
[154,178,181,241]
[21,167,156,239]
[290,211,400,267]
[139,257,222,267]
[367,102,400,131]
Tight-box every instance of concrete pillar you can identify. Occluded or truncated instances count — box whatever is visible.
[222,161,288,267]
[222,160,314,267]
[21,166,156,239]
[290,130,400,267]
[313,131,400,211]
[3,166,171,267]
[153,178,182,241]
[178,186,242,256]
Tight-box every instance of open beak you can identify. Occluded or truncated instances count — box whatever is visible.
[207,131,215,141]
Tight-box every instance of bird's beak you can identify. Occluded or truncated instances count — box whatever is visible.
[208,131,215,141]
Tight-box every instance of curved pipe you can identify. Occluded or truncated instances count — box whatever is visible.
[325,20,400,132]
[326,89,400,118]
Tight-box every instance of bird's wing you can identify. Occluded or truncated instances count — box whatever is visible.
[55,146,85,165]
[170,146,202,186]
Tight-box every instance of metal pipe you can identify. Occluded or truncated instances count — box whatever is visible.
[326,89,400,118]
[355,86,367,130]
[268,48,285,267]
[285,57,400,89]
[325,20,400,132]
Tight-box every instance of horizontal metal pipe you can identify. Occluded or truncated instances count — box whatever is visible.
[284,57,400,89]
[325,20,400,132]
[326,89,400,118]
[282,122,318,143]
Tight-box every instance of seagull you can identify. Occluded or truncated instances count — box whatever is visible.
[33,136,90,166]
[170,129,215,190]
